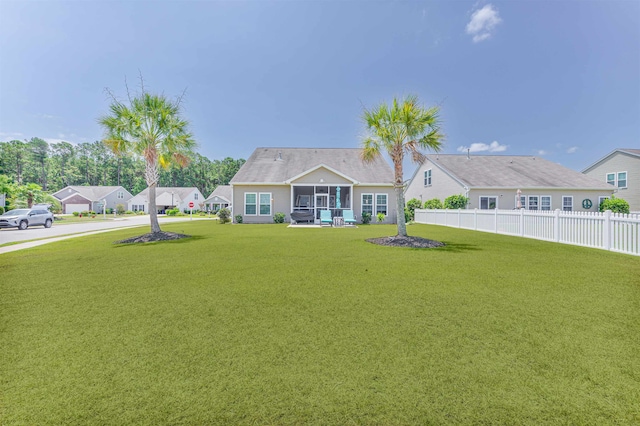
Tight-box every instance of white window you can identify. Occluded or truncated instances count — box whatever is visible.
[617,172,627,188]
[562,196,573,211]
[541,196,551,211]
[117,191,124,199]
[607,171,627,188]
[528,196,539,210]
[480,196,497,210]
[375,194,388,215]
[259,193,271,216]
[362,194,373,215]
[599,196,609,208]
[424,169,432,186]
[194,193,199,200]
[245,193,257,215]
[515,195,526,209]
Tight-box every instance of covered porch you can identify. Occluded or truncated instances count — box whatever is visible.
[289,184,353,224]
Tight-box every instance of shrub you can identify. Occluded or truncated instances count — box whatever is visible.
[137,211,145,215]
[444,194,469,209]
[376,212,386,223]
[405,198,423,220]
[361,212,372,224]
[106,208,113,214]
[235,214,243,224]
[125,210,134,215]
[73,211,79,217]
[424,198,443,209]
[218,208,231,224]
[0,206,4,215]
[599,196,630,214]
[404,208,412,223]
[274,212,286,223]
[116,204,125,215]
[81,210,90,216]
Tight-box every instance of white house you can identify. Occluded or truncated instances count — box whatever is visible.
[582,148,640,212]
[127,187,205,214]
[405,154,614,211]
[204,185,232,212]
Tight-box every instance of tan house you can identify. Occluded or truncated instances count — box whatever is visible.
[230,148,396,224]
[405,154,614,211]
[582,148,640,213]
[52,186,132,214]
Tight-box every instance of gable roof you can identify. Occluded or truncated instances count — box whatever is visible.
[582,148,640,173]
[205,185,232,202]
[52,186,127,201]
[230,148,394,185]
[420,155,613,190]
[133,187,200,201]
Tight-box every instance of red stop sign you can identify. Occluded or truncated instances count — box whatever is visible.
[188,201,194,208]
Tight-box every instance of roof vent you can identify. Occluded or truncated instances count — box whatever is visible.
[275,151,283,161]
[467,148,470,160]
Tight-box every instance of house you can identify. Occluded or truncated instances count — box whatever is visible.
[230,148,396,224]
[582,148,640,212]
[204,185,232,212]
[52,186,133,214]
[127,187,205,214]
[405,154,614,211]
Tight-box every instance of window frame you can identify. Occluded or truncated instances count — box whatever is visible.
[375,193,388,215]
[259,192,272,216]
[562,196,573,212]
[528,196,539,211]
[599,196,609,208]
[479,196,498,210]
[617,171,627,188]
[361,193,373,215]
[541,195,552,211]
[424,169,432,187]
[245,192,257,215]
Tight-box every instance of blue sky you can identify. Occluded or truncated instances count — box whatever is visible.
[0,0,638,175]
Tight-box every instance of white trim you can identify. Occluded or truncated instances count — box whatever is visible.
[562,196,573,211]
[244,192,257,215]
[258,192,272,216]
[424,169,432,187]
[285,164,359,184]
[375,193,388,216]
[479,195,498,210]
[361,193,373,215]
[541,195,552,211]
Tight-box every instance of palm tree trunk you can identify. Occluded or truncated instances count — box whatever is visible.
[148,183,162,233]
[395,184,407,237]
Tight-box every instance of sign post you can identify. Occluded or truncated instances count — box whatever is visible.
[189,201,194,220]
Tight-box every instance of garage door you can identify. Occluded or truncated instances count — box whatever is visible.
[65,204,89,214]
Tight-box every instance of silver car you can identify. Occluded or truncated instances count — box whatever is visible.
[0,207,54,230]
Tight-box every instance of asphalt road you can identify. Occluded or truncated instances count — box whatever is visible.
[0,215,210,249]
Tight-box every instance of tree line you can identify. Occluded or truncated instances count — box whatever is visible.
[0,138,245,197]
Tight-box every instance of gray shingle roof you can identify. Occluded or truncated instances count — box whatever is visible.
[134,187,199,201]
[230,148,394,184]
[426,155,613,189]
[620,148,640,156]
[206,185,231,202]
[53,186,124,201]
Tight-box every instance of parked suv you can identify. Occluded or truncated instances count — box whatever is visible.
[0,207,54,230]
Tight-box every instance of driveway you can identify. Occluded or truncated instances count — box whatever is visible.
[0,215,212,254]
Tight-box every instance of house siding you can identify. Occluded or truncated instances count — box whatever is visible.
[467,188,614,211]
[291,168,353,185]
[61,194,90,213]
[352,186,397,223]
[233,185,291,223]
[404,159,467,204]
[583,151,640,212]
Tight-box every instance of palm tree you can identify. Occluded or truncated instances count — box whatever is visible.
[99,90,195,234]
[361,95,444,237]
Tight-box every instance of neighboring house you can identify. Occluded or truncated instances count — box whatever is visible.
[405,154,614,211]
[230,148,396,224]
[127,187,205,213]
[582,148,640,212]
[204,185,232,212]
[52,186,133,214]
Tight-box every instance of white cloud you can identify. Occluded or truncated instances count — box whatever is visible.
[457,141,508,153]
[466,4,502,43]
[566,146,578,154]
[0,132,25,142]
[536,150,547,156]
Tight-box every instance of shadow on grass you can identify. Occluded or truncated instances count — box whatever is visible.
[435,242,482,253]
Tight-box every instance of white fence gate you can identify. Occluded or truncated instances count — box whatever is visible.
[414,208,640,256]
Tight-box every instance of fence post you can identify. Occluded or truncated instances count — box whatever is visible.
[458,209,461,228]
[519,208,524,237]
[604,210,612,251]
[474,208,478,230]
[494,208,498,233]
[554,209,560,242]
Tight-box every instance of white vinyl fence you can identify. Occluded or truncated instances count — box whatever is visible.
[414,208,640,256]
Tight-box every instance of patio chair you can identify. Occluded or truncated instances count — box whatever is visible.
[343,210,357,225]
[320,209,333,226]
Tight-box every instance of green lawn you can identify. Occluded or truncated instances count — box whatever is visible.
[1,223,638,424]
